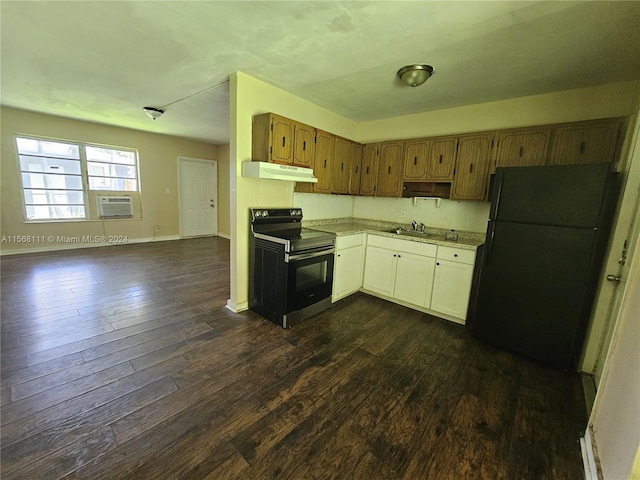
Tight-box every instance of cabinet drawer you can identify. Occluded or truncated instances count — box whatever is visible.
[367,235,437,257]
[336,233,364,250]
[437,246,475,264]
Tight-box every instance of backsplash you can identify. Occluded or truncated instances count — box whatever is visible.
[294,192,490,233]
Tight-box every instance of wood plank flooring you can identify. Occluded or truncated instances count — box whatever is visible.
[0,237,587,479]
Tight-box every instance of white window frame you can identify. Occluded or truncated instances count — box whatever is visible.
[15,134,140,222]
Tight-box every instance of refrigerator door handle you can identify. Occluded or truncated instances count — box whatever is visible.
[490,172,504,220]
[485,220,496,263]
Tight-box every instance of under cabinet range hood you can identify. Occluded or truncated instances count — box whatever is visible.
[242,161,318,183]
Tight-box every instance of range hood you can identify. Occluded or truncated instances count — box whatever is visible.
[242,161,318,183]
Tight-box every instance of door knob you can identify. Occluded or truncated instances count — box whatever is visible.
[606,274,621,283]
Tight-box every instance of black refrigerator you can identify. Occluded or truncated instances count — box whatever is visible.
[472,163,619,370]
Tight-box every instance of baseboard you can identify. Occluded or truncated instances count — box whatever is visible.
[226,299,249,313]
[0,235,181,256]
[581,426,602,480]
[217,232,231,240]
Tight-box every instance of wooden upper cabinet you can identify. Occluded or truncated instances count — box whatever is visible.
[252,113,316,168]
[332,137,352,194]
[360,143,380,196]
[451,133,494,201]
[426,136,457,181]
[348,142,363,196]
[548,118,624,166]
[377,141,404,197]
[313,130,335,194]
[403,139,430,180]
[494,127,552,169]
[293,122,315,168]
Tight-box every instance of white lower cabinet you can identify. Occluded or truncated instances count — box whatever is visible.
[332,233,365,302]
[362,235,436,308]
[430,245,475,323]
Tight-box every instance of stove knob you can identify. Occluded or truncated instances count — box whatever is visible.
[262,211,268,217]
[297,210,302,216]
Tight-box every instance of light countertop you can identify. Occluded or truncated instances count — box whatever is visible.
[304,218,485,251]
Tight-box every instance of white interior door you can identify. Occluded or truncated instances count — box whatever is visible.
[178,157,217,237]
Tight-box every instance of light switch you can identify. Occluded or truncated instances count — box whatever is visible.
[165,188,170,194]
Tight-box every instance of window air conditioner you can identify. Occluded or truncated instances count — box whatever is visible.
[97,196,133,218]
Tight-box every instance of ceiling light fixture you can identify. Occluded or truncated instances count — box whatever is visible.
[143,107,164,120]
[141,78,229,120]
[397,64,435,88]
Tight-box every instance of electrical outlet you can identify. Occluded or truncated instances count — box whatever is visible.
[154,225,161,232]
[399,211,406,217]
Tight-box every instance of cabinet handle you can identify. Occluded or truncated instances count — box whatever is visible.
[580,141,586,154]
[437,262,440,266]
[303,141,306,151]
[355,166,359,173]
[398,254,401,258]
[388,166,391,174]
[414,156,417,165]
[454,254,458,257]
[469,163,474,173]
[341,163,344,171]
[439,154,443,164]
[324,159,327,168]
[283,137,286,148]
[366,166,370,174]
[519,146,524,157]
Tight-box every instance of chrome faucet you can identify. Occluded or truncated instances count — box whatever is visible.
[419,223,426,233]
[411,220,418,231]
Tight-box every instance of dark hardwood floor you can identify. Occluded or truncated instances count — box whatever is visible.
[1,237,587,479]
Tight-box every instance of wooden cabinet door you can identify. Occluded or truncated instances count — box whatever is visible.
[252,113,293,164]
[394,252,436,308]
[451,133,493,201]
[403,139,430,180]
[360,143,379,196]
[313,130,335,194]
[348,142,363,195]
[332,137,352,194]
[377,141,404,197]
[293,122,315,168]
[548,118,623,166]
[426,136,457,181]
[431,258,474,322]
[495,127,551,168]
[362,245,397,297]
[269,114,294,164]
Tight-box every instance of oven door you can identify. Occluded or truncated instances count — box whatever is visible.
[285,248,334,313]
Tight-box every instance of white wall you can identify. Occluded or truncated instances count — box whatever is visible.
[589,229,640,479]
[353,196,490,232]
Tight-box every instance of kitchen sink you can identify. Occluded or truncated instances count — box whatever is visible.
[385,228,437,238]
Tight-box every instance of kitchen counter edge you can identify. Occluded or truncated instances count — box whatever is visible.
[304,220,484,251]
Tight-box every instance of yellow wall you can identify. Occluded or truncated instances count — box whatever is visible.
[227,72,358,312]
[1,107,222,254]
[216,143,231,238]
[358,80,640,142]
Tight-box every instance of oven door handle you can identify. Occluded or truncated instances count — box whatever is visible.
[285,249,334,263]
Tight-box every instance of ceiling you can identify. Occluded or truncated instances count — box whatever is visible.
[2,1,640,145]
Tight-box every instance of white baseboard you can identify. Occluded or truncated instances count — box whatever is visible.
[0,235,181,256]
[217,232,231,240]
[581,427,601,480]
[226,299,249,313]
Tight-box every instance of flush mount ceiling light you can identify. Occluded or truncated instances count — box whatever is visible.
[143,106,164,120]
[397,64,435,88]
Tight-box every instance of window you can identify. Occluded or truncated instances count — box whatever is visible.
[16,136,139,221]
